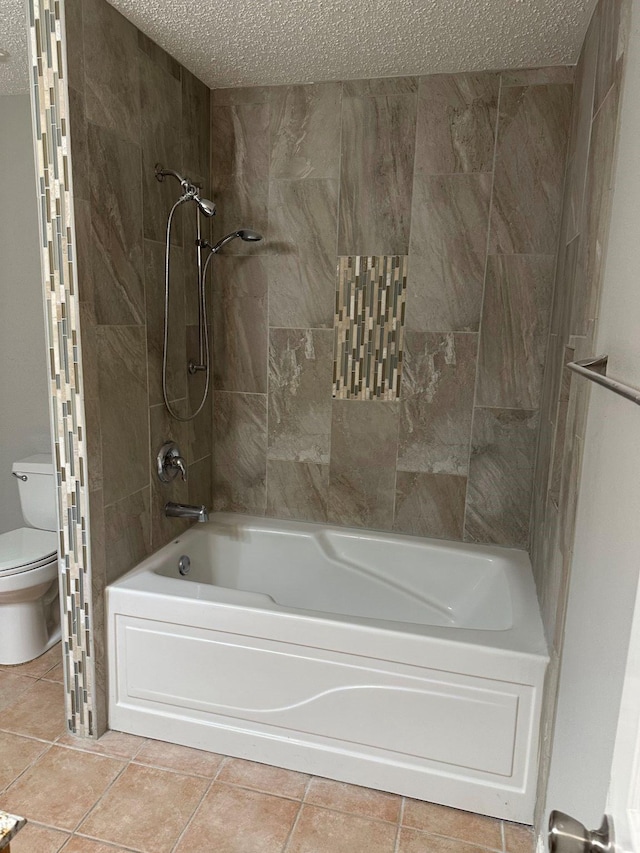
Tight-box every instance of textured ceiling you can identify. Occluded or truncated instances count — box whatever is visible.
[0,0,30,95]
[1,0,598,95]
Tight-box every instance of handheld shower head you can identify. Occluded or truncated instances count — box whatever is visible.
[237,229,262,242]
[204,229,263,254]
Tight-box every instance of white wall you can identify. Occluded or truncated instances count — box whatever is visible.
[0,94,51,534]
[544,0,640,832]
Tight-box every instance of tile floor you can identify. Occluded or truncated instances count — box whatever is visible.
[0,644,535,853]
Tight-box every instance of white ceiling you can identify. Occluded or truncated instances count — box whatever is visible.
[1,0,597,95]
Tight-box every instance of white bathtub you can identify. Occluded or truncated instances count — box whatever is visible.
[107,513,548,822]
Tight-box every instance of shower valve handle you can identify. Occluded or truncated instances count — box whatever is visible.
[157,442,188,483]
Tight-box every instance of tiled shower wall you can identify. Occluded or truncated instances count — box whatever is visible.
[65,0,213,732]
[210,70,572,547]
[530,0,629,823]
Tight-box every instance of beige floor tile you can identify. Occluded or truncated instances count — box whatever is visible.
[217,757,309,799]
[504,822,535,853]
[0,745,124,831]
[0,680,67,741]
[305,777,401,823]
[287,805,397,853]
[9,822,69,853]
[1,643,63,678]
[63,837,136,852]
[402,801,502,849]
[0,731,49,791]
[78,762,208,853]
[174,782,299,853]
[134,737,224,776]
[56,729,145,760]
[0,669,38,700]
[397,828,494,853]
[0,671,38,711]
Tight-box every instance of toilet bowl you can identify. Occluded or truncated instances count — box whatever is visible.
[0,455,61,665]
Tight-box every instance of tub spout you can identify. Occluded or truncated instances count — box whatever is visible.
[164,502,209,523]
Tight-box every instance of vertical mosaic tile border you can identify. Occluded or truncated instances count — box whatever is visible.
[333,255,408,400]
[28,0,97,736]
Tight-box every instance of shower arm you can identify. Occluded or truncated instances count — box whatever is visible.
[155,164,200,195]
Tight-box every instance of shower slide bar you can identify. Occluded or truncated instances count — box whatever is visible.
[567,355,640,406]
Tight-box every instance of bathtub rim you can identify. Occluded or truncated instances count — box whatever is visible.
[107,513,548,677]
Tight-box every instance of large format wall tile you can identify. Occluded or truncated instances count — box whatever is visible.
[407,173,492,331]
[211,103,269,255]
[594,0,622,113]
[574,80,620,336]
[415,73,499,175]
[490,84,572,254]
[213,256,268,393]
[564,17,598,242]
[268,329,333,463]
[213,392,267,514]
[270,83,342,180]
[398,332,477,475]
[500,67,574,87]
[182,70,211,183]
[328,401,398,529]
[477,254,555,409]
[342,77,418,97]
[83,0,140,142]
[266,460,329,522]
[104,487,152,583]
[268,179,339,328]
[88,123,144,326]
[338,93,417,255]
[211,103,270,184]
[140,49,182,245]
[465,407,539,547]
[97,326,149,507]
[394,471,466,539]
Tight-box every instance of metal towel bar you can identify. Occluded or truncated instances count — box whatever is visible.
[567,355,640,406]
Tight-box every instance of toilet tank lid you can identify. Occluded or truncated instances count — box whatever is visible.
[12,454,54,476]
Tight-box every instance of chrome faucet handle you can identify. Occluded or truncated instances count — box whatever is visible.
[157,441,188,483]
[171,455,187,481]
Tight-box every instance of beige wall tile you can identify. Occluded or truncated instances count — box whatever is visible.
[490,83,572,254]
[415,73,499,175]
[339,93,417,255]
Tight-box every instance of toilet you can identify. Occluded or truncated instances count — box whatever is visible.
[0,454,61,665]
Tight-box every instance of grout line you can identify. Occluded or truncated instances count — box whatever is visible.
[0,742,56,797]
[281,776,312,853]
[393,797,406,852]
[502,819,507,851]
[66,748,134,836]
[66,833,139,852]
[169,773,218,852]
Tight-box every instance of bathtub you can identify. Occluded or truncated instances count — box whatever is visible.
[107,513,548,822]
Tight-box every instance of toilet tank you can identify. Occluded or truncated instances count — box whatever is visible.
[12,454,58,532]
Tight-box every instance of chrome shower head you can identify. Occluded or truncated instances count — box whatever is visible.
[194,195,216,218]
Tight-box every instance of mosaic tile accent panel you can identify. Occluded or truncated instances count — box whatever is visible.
[28,0,96,736]
[333,256,408,400]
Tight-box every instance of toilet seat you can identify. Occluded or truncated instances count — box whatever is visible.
[0,528,58,577]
